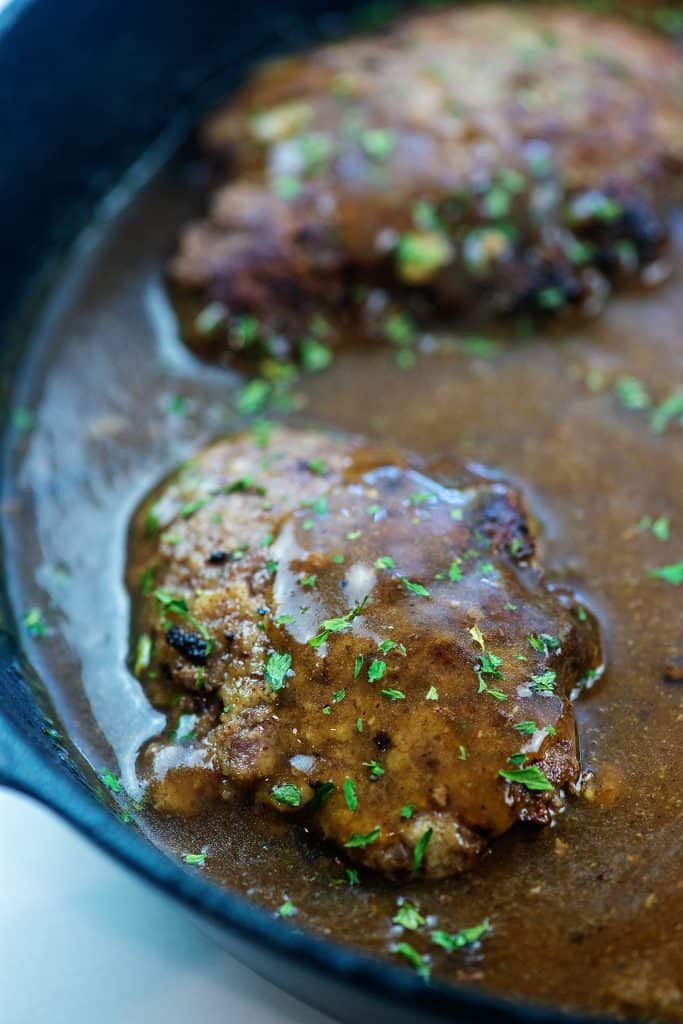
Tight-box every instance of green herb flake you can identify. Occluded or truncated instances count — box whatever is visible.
[615,376,651,411]
[307,457,329,476]
[345,868,360,886]
[272,783,302,807]
[499,765,554,791]
[425,685,439,701]
[345,827,381,848]
[468,624,485,650]
[361,128,395,161]
[431,918,491,952]
[278,898,297,917]
[401,804,415,819]
[301,337,333,373]
[274,175,302,200]
[393,902,426,931]
[353,654,364,678]
[395,942,430,981]
[376,555,395,570]
[308,596,369,648]
[100,769,122,794]
[528,633,560,654]
[236,378,271,415]
[343,777,358,812]
[513,720,537,736]
[367,659,387,683]
[134,634,152,676]
[649,562,683,586]
[381,688,406,701]
[650,389,683,434]
[400,576,431,598]
[652,517,670,541]
[530,669,557,693]
[363,760,385,779]
[264,651,292,691]
[22,607,47,638]
[447,561,463,582]
[412,827,433,877]
[183,851,207,866]
[180,497,210,519]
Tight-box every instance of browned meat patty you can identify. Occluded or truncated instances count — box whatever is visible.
[168,4,683,367]
[128,427,603,878]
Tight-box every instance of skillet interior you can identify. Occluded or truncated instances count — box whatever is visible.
[1,2,681,1022]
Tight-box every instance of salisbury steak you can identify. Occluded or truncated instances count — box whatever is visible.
[168,4,683,365]
[129,427,602,878]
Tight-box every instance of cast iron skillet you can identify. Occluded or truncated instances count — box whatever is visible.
[0,2,615,1021]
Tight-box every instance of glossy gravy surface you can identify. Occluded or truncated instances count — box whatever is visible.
[3,147,682,1020]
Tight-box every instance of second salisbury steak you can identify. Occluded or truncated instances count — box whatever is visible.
[130,428,602,878]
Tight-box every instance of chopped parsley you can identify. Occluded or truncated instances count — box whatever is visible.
[400,804,415,820]
[353,654,364,678]
[100,769,122,794]
[134,634,152,675]
[614,376,650,411]
[180,497,210,518]
[393,902,426,931]
[530,669,557,694]
[363,760,385,779]
[308,596,368,648]
[448,561,462,582]
[376,555,395,570]
[361,128,395,161]
[182,851,207,867]
[381,688,406,701]
[649,562,683,586]
[154,590,213,652]
[343,777,358,812]
[367,658,387,683]
[528,633,560,654]
[22,608,47,638]
[264,651,292,691]
[412,827,433,877]
[307,457,328,476]
[499,765,553,791]
[650,389,683,434]
[272,783,301,807]
[278,898,297,917]
[431,918,491,951]
[513,720,538,736]
[345,827,381,848]
[468,624,485,650]
[425,686,439,701]
[395,942,430,981]
[400,576,431,598]
[236,377,271,415]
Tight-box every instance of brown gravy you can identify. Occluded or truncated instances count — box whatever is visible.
[2,60,683,1024]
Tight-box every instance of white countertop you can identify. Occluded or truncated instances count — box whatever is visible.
[0,788,335,1024]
